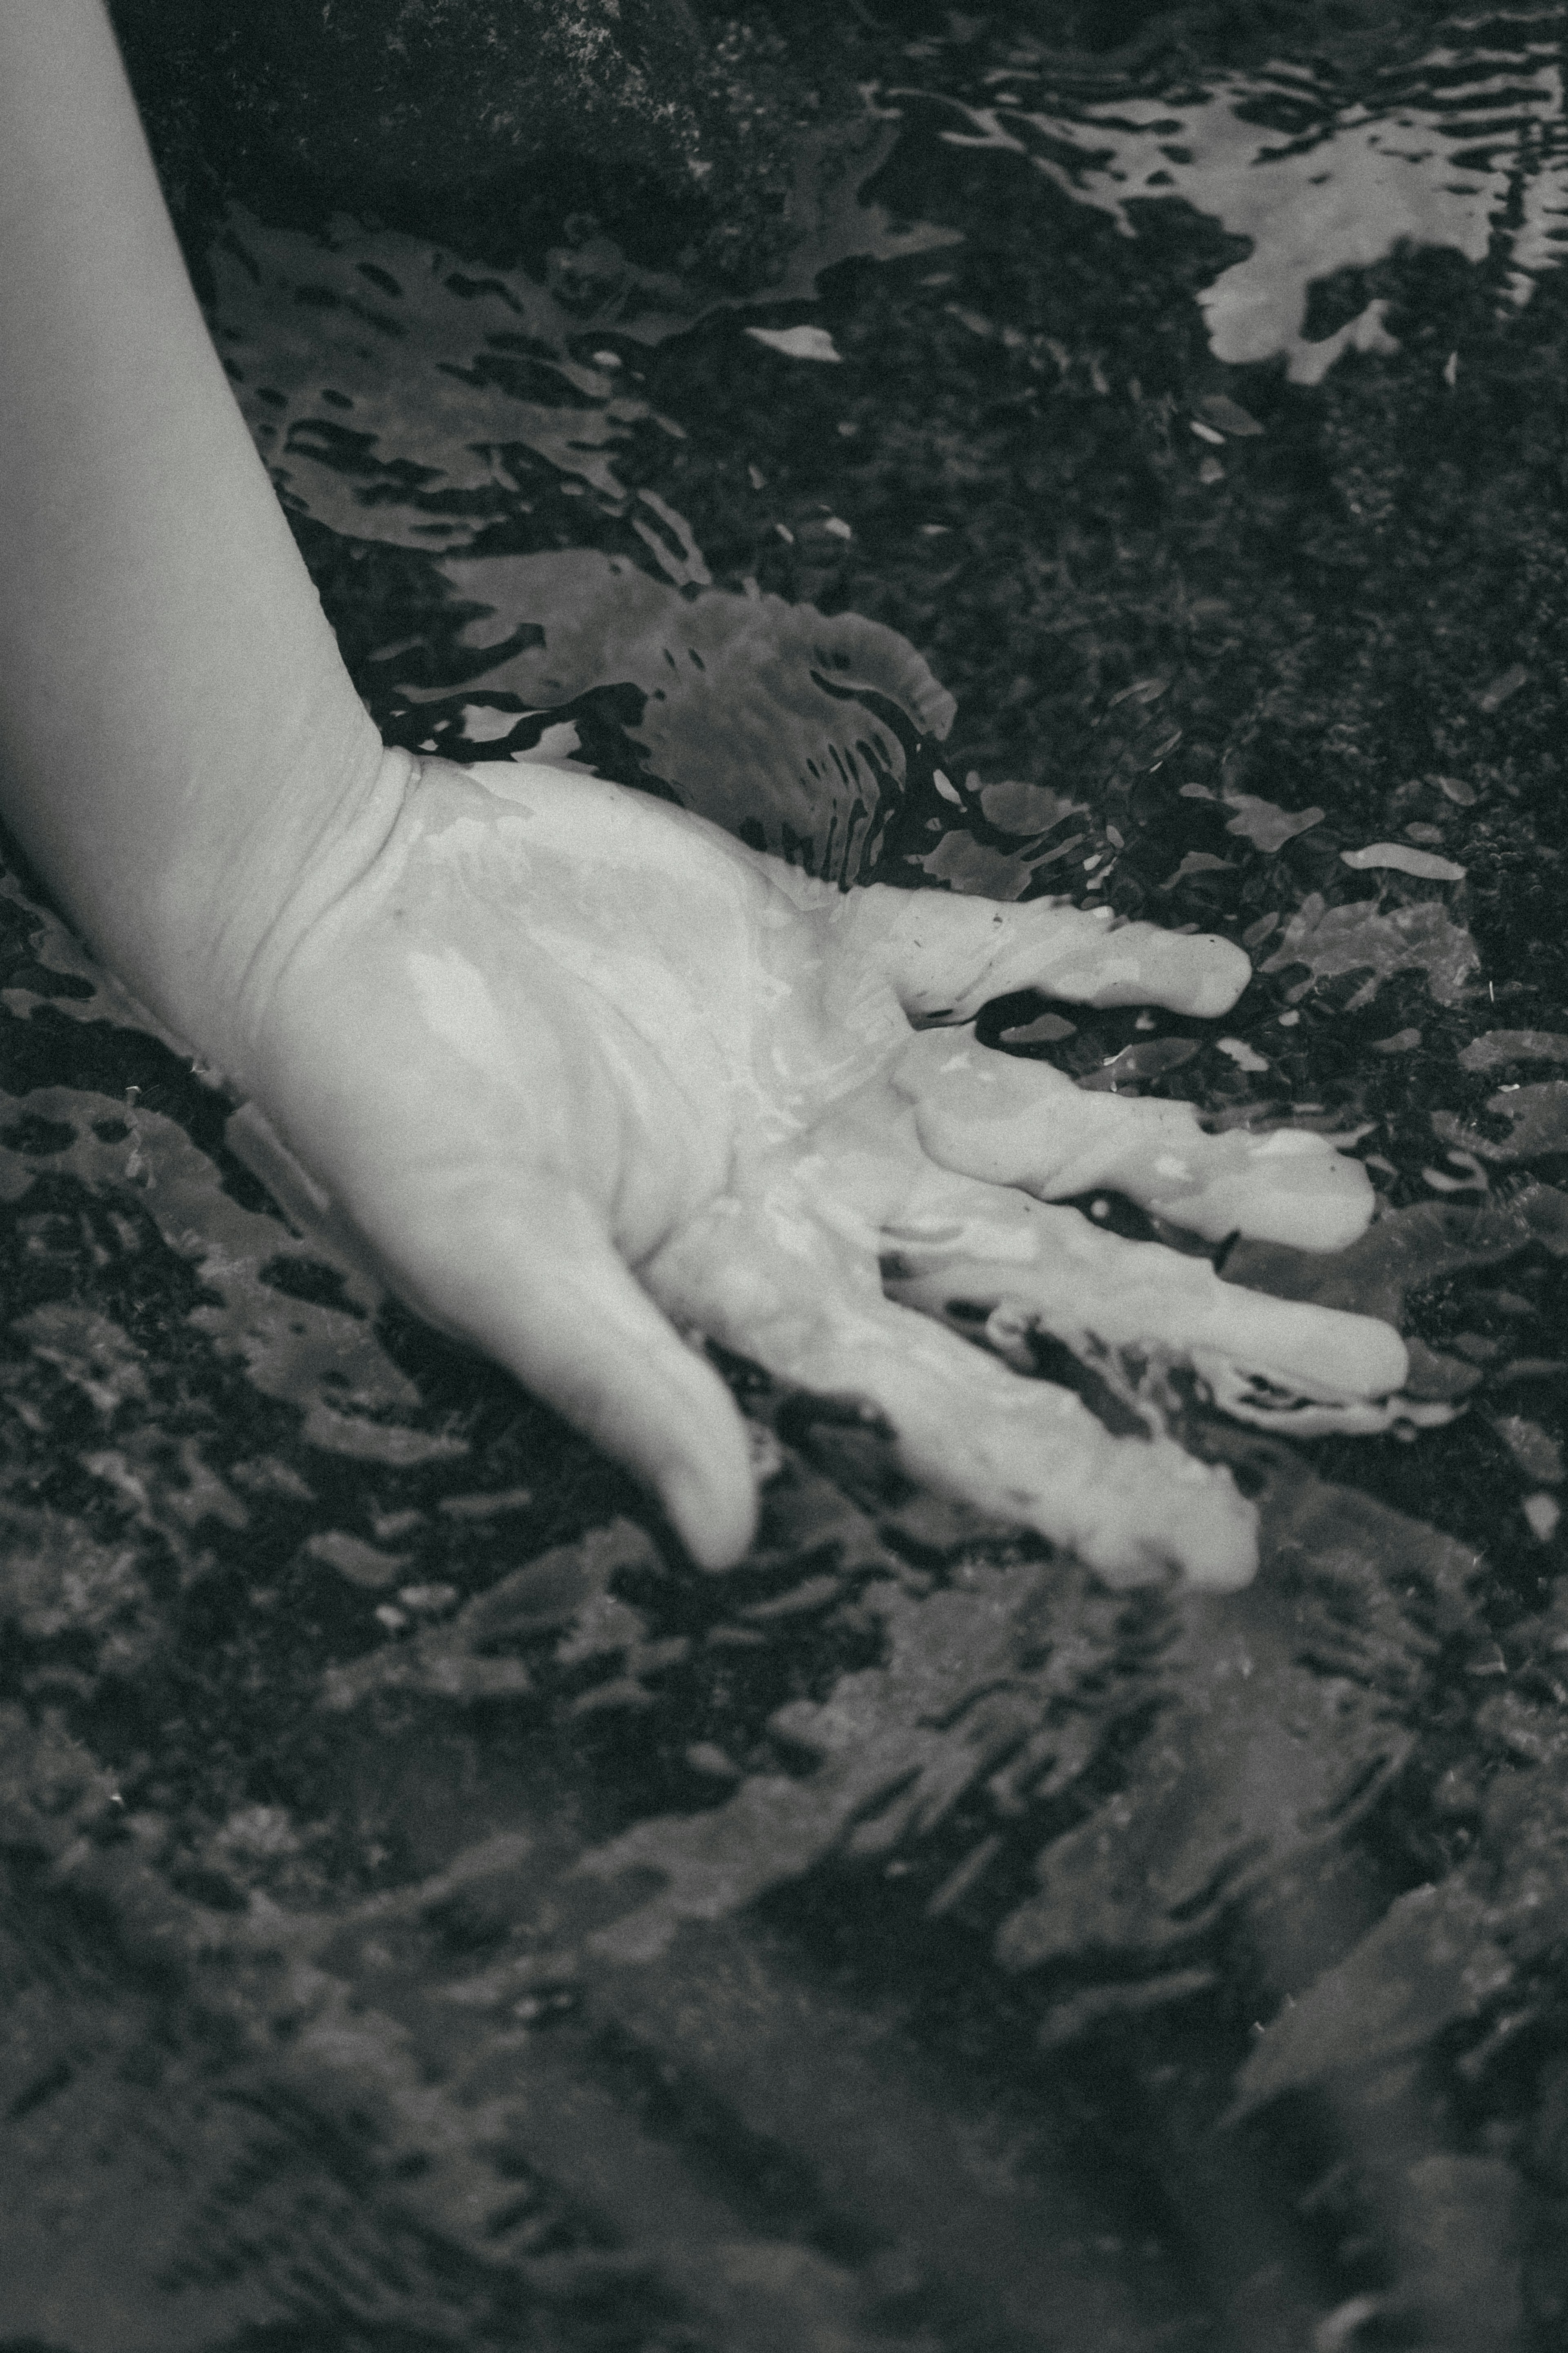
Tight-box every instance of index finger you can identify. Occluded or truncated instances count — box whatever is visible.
[851,891,1250,1024]
[1002,905,1252,1018]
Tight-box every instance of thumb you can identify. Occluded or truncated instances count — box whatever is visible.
[369,1178,759,1570]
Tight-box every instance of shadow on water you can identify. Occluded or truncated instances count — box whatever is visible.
[7,2,1568,2346]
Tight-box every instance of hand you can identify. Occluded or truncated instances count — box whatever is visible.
[235,755,1409,1588]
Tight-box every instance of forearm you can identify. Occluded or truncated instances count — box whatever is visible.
[0,0,403,1077]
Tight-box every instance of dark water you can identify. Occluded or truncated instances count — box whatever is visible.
[5,6,1568,2347]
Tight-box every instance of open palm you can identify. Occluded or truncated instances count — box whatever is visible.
[240,756,1410,1587]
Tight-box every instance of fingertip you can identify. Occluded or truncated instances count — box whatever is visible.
[650,1341,760,1570]
[1187,937,1252,1017]
[1167,1461,1259,1592]
[576,1323,758,1571]
[1114,928,1250,1017]
[378,1187,761,1570]
[662,1445,758,1572]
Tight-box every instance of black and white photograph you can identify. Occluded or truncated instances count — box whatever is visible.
[3,4,1568,2346]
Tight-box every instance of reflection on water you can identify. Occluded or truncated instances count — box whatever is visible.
[211,117,959,550]
[925,30,1568,379]
[6,7,1568,2349]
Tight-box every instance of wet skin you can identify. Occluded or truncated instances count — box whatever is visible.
[241,757,1411,1587]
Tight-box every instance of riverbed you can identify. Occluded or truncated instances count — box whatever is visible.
[4,6,1568,2347]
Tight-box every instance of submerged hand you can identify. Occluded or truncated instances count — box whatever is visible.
[0,7,1406,1591]
[236,756,1408,1587]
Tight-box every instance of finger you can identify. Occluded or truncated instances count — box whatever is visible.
[893,1028,1376,1252]
[848,887,1250,1024]
[643,1191,1258,1590]
[873,1166,1410,1417]
[352,1174,758,1570]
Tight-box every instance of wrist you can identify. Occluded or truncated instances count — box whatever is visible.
[142,735,419,1095]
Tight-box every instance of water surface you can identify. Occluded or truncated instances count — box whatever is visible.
[5,7,1568,2348]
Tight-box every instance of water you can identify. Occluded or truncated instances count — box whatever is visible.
[5,5,1568,2346]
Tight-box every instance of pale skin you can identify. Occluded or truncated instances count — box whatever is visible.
[0,3,1410,1586]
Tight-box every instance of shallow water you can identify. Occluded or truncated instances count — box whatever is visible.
[6,5,1568,2348]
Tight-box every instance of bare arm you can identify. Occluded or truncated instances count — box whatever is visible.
[0,8,1405,1580]
[0,0,407,1080]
